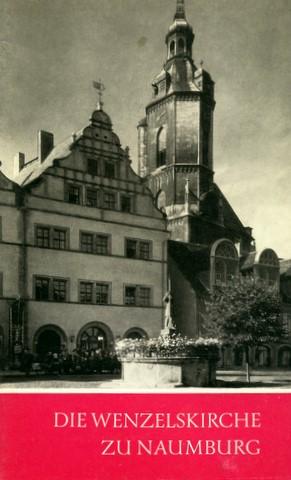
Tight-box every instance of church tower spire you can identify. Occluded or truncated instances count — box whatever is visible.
[137,0,216,243]
[174,0,185,19]
[166,0,194,62]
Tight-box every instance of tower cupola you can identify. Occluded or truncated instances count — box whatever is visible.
[166,0,194,62]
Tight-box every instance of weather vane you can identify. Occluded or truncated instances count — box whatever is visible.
[93,79,105,110]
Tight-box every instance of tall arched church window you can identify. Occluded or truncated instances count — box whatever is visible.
[157,127,167,167]
[214,259,225,284]
[258,249,279,286]
[211,240,238,287]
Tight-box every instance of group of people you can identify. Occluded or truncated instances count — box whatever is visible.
[19,347,121,376]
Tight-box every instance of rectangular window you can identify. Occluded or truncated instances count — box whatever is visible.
[124,285,152,306]
[53,279,67,302]
[35,225,69,250]
[96,283,109,305]
[87,158,98,176]
[139,241,150,260]
[86,188,98,207]
[36,226,50,248]
[35,277,50,301]
[125,286,136,305]
[79,281,110,305]
[125,238,151,260]
[121,195,132,213]
[103,192,116,210]
[96,235,109,255]
[138,287,151,306]
[80,282,93,303]
[104,161,115,178]
[80,232,110,255]
[68,184,81,204]
[53,229,66,250]
[126,239,137,258]
[80,232,94,253]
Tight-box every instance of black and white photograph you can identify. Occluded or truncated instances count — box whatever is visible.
[0,0,290,389]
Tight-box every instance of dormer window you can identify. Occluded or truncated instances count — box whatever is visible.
[257,249,279,286]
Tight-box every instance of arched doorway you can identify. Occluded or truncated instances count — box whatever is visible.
[77,322,114,355]
[278,347,291,368]
[123,328,148,340]
[233,346,244,367]
[34,325,67,358]
[255,346,271,368]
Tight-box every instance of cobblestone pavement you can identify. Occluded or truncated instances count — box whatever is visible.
[0,374,124,389]
[1,374,291,389]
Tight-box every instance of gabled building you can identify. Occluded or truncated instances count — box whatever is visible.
[0,103,168,362]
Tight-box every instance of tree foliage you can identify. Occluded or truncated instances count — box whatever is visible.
[203,276,284,348]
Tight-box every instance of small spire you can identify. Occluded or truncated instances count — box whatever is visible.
[174,0,186,20]
[93,80,105,110]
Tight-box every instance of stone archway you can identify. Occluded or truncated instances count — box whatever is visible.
[34,325,67,358]
[255,346,271,368]
[123,327,149,340]
[77,322,114,354]
[278,346,291,368]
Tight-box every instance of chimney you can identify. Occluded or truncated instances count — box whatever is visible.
[38,130,54,163]
[14,152,25,177]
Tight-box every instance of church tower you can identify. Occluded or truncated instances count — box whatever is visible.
[138,0,215,242]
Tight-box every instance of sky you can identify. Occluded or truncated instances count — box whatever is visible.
[0,0,290,258]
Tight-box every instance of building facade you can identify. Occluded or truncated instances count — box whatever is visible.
[279,260,291,368]
[0,0,289,370]
[0,105,168,362]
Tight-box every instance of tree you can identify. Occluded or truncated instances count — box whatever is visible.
[203,276,284,382]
